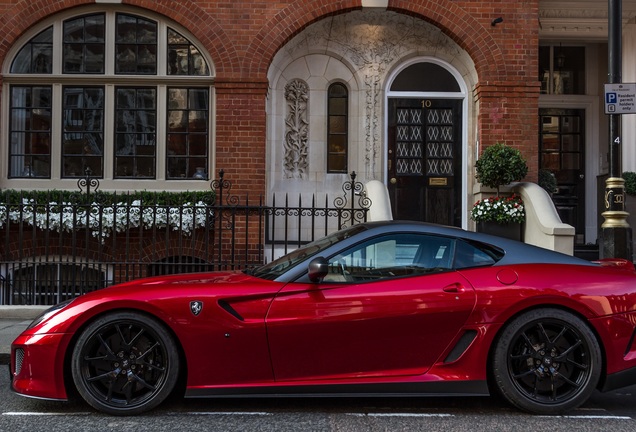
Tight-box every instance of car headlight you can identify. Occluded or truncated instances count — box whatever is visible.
[27,299,75,330]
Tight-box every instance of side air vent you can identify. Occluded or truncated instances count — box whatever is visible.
[218,300,244,321]
[443,330,478,363]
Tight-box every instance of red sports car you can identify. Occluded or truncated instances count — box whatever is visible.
[10,221,636,415]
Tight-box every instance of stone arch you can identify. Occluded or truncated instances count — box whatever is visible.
[246,0,504,81]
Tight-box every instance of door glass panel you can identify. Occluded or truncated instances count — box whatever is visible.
[539,108,585,243]
[542,134,559,151]
[562,135,580,152]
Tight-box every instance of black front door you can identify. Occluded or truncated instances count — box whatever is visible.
[387,98,462,226]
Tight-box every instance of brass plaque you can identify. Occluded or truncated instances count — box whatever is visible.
[429,177,448,186]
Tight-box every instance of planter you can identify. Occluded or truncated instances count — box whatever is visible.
[477,221,522,242]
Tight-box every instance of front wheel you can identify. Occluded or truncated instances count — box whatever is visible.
[492,308,602,414]
[71,312,179,415]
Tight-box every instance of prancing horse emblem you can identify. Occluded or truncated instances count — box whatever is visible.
[190,301,203,316]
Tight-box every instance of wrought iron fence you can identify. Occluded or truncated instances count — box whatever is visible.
[0,170,370,305]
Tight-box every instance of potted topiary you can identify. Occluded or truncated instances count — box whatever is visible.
[471,142,528,240]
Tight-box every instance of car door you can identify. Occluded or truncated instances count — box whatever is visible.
[265,233,477,381]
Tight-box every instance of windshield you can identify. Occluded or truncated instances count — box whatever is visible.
[249,224,368,280]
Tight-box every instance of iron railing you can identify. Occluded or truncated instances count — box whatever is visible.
[0,170,370,305]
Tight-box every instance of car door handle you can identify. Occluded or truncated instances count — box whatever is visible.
[443,283,464,293]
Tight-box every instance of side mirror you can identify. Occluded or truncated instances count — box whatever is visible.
[308,256,329,282]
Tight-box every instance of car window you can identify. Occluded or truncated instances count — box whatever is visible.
[250,224,368,280]
[453,239,502,269]
[323,233,454,283]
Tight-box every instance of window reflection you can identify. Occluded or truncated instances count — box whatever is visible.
[9,86,52,178]
[11,28,53,74]
[539,45,585,95]
[62,87,104,177]
[168,29,209,76]
[167,88,210,179]
[115,14,157,75]
[115,88,157,178]
[63,14,105,74]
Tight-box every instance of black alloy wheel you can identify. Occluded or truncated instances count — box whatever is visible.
[493,308,601,414]
[71,312,179,415]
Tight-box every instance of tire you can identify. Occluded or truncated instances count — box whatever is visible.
[492,308,601,415]
[71,312,179,415]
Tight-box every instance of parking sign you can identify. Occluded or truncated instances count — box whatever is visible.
[605,83,636,114]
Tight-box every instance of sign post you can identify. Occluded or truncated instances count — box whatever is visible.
[601,0,633,261]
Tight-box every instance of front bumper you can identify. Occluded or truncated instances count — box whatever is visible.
[11,332,69,401]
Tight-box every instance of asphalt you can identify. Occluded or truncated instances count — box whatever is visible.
[0,306,48,365]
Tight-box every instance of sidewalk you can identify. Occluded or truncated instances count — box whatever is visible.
[0,306,48,365]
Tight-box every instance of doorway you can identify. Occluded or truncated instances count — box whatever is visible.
[539,108,586,244]
[387,98,462,226]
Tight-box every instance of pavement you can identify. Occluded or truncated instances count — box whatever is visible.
[0,306,48,365]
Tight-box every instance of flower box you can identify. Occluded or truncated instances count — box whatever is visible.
[476,221,522,241]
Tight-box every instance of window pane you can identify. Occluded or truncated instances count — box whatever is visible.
[327,83,348,173]
[62,87,105,177]
[114,87,157,178]
[63,14,105,74]
[11,27,53,74]
[9,86,52,178]
[115,14,157,75]
[166,87,209,179]
[329,116,347,134]
[540,45,585,95]
[167,28,209,76]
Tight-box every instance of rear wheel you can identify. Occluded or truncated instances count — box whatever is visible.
[71,312,179,415]
[492,308,601,414]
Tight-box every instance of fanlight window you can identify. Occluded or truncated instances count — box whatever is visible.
[7,10,213,182]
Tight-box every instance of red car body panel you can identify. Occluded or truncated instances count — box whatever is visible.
[267,272,476,381]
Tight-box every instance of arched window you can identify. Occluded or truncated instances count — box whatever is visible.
[4,8,213,186]
[327,83,348,173]
[9,261,108,305]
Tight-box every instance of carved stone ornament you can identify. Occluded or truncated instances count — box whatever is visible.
[283,79,309,179]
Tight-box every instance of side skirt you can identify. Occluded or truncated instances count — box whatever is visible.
[185,380,489,399]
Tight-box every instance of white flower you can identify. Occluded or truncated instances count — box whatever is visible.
[1,200,212,243]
